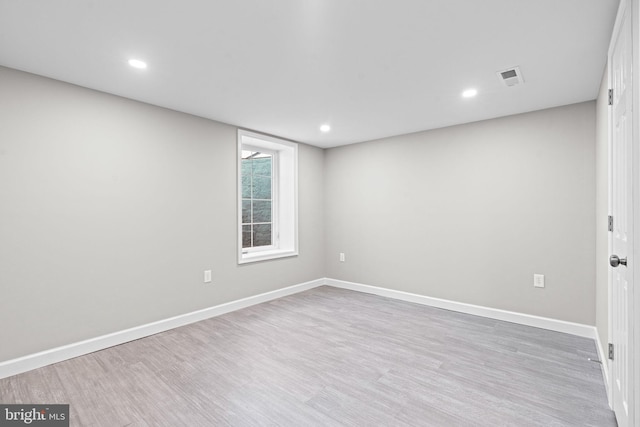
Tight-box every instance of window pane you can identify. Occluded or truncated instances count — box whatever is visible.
[242,200,251,224]
[242,225,252,248]
[252,157,271,177]
[242,150,256,160]
[253,224,271,247]
[252,200,271,223]
[241,173,251,198]
[252,176,271,200]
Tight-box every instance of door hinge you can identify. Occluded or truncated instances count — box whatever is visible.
[608,343,614,360]
[608,215,614,232]
[609,89,613,105]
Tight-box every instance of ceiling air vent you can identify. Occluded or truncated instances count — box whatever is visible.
[497,66,524,87]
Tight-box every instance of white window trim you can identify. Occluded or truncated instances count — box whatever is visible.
[237,129,298,264]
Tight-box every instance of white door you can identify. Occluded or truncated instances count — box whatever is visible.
[609,1,634,425]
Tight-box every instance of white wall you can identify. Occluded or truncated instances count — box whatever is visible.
[324,102,596,324]
[0,63,602,366]
[0,66,325,362]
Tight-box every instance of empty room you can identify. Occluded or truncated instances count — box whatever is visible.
[0,0,638,426]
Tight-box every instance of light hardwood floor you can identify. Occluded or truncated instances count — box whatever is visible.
[0,286,615,426]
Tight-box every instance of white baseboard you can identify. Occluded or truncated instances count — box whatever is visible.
[324,278,596,339]
[0,278,325,380]
[594,330,612,408]
[0,277,602,380]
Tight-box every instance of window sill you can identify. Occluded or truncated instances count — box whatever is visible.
[238,249,298,264]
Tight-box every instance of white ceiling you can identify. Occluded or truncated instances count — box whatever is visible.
[0,0,618,148]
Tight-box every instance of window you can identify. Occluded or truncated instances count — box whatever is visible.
[237,130,298,263]
[241,148,274,249]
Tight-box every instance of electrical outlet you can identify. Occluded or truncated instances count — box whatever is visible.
[533,274,544,288]
[204,270,212,283]
[339,253,345,262]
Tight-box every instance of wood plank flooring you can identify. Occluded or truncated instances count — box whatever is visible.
[0,286,616,426]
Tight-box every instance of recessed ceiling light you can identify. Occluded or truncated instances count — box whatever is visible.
[462,88,477,98]
[320,124,331,133]
[128,59,147,69]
